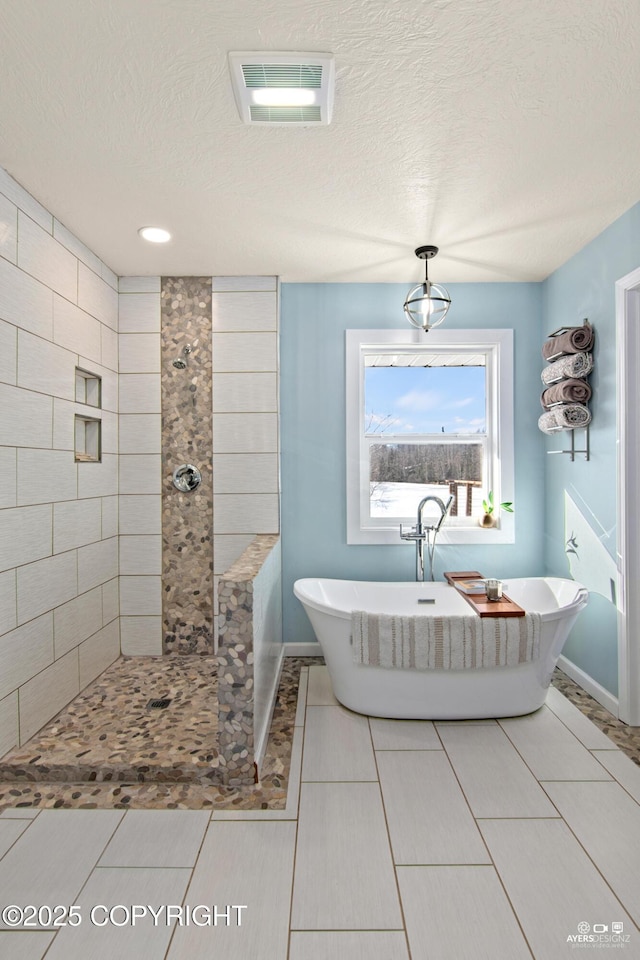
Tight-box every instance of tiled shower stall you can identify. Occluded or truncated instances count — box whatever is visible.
[0,164,283,786]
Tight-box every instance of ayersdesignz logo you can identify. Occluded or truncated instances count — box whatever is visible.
[567,921,631,947]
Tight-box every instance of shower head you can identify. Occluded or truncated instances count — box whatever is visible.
[172,345,192,369]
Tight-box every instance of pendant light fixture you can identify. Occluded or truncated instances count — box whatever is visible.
[403,245,451,331]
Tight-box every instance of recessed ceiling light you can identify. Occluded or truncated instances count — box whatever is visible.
[138,226,171,243]
[228,52,335,125]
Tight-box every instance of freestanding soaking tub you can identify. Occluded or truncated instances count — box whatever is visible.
[293,578,588,719]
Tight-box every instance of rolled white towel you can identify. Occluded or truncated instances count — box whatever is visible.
[538,403,592,434]
[541,352,594,385]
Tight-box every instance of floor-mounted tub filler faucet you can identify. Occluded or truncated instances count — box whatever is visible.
[400,494,454,581]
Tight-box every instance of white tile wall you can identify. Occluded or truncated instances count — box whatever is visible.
[212,291,278,332]
[53,294,101,364]
[212,372,277,412]
[119,454,162,495]
[53,498,102,554]
[118,495,161,534]
[17,330,77,400]
[17,212,77,302]
[18,649,80,742]
[118,292,161,332]
[212,413,278,452]
[17,449,77,505]
[119,415,161,454]
[118,334,161,373]
[214,494,279,534]
[119,535,162,575]
[0,193,17,263]
[0,613,53,701]
[213,453,278,493]
[17,550,78,624]
[0,318,17,384]
[0,448,16,509]
[0,570,16,637]
[0,382,52,448]
[120,616,163,656]
[77,537,118,593]
[53,587,103,659]
[0,504,52,572]
[101,323,118,371]
[101,496,119,539]
[119,373,161,413]
[0,693,18,757]
[102,578,119,625]
[0,257,53,339]
[77,454,118,499]
[78,263,118,330]
[0,166,52,231]
[78,620,119,689]
[53,219,103,276]
[212,276,277,292]
[0,170,122,755]
[119,576,162,616]
[118,277,161,294]
[212,332,277,372]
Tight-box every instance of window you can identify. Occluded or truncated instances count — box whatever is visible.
[346,328,514,544]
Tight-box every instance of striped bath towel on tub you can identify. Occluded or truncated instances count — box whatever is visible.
[351,612,541,670]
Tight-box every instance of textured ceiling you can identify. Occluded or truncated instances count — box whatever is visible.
[0,0,639,282]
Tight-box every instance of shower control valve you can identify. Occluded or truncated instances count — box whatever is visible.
[172,464,202,493]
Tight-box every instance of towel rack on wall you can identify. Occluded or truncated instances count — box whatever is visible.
[539,319,594,461]
[547,425,590,461]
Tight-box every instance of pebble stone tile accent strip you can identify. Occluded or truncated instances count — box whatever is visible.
[217,534,280,786]
[161,276,214,655]
[0,657,313,811]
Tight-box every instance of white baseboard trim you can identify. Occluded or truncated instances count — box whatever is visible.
[557,655,619,717]
[284,642,322,657]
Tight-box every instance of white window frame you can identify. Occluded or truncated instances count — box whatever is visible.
[346,328,515,545]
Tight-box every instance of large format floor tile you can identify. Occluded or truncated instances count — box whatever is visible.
[0,818,29,859]
[302,705,377,781]
[0,932,55,960]
[168,820,296,960]
[0,810,123,926]
[289,931,409,960]
[543,780,640,925]
[545,685,620,751]
[398,865,532,960]
[98,810,210,868]
[291,782,402,930]
[370,717,441,750]
[45,866,191,960]
[479,818,637,960]
[593,748,640,803]
[377,750,490,865]
[438,722,558,818]
[499,706,612,780]
[306,665,338,705]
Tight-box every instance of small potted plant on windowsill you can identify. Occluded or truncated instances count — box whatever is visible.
[479,491,514,528]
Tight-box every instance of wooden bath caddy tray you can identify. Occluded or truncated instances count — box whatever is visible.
[443,571,525,618]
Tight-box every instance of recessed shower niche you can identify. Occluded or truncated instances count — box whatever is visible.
[74,367,102,462]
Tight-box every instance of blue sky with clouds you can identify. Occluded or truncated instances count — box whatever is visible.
[365,366,486,435]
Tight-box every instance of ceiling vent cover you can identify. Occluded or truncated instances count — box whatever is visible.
[229,52,335,126]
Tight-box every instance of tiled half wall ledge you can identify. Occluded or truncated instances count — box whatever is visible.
[217,534,283,785]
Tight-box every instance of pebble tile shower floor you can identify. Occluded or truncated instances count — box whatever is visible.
[0,657,308,810]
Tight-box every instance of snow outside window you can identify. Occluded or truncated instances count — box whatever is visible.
[345,329,514,545]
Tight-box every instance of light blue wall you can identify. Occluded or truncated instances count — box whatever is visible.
[280,282,544,645]
[542,201,640,696]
